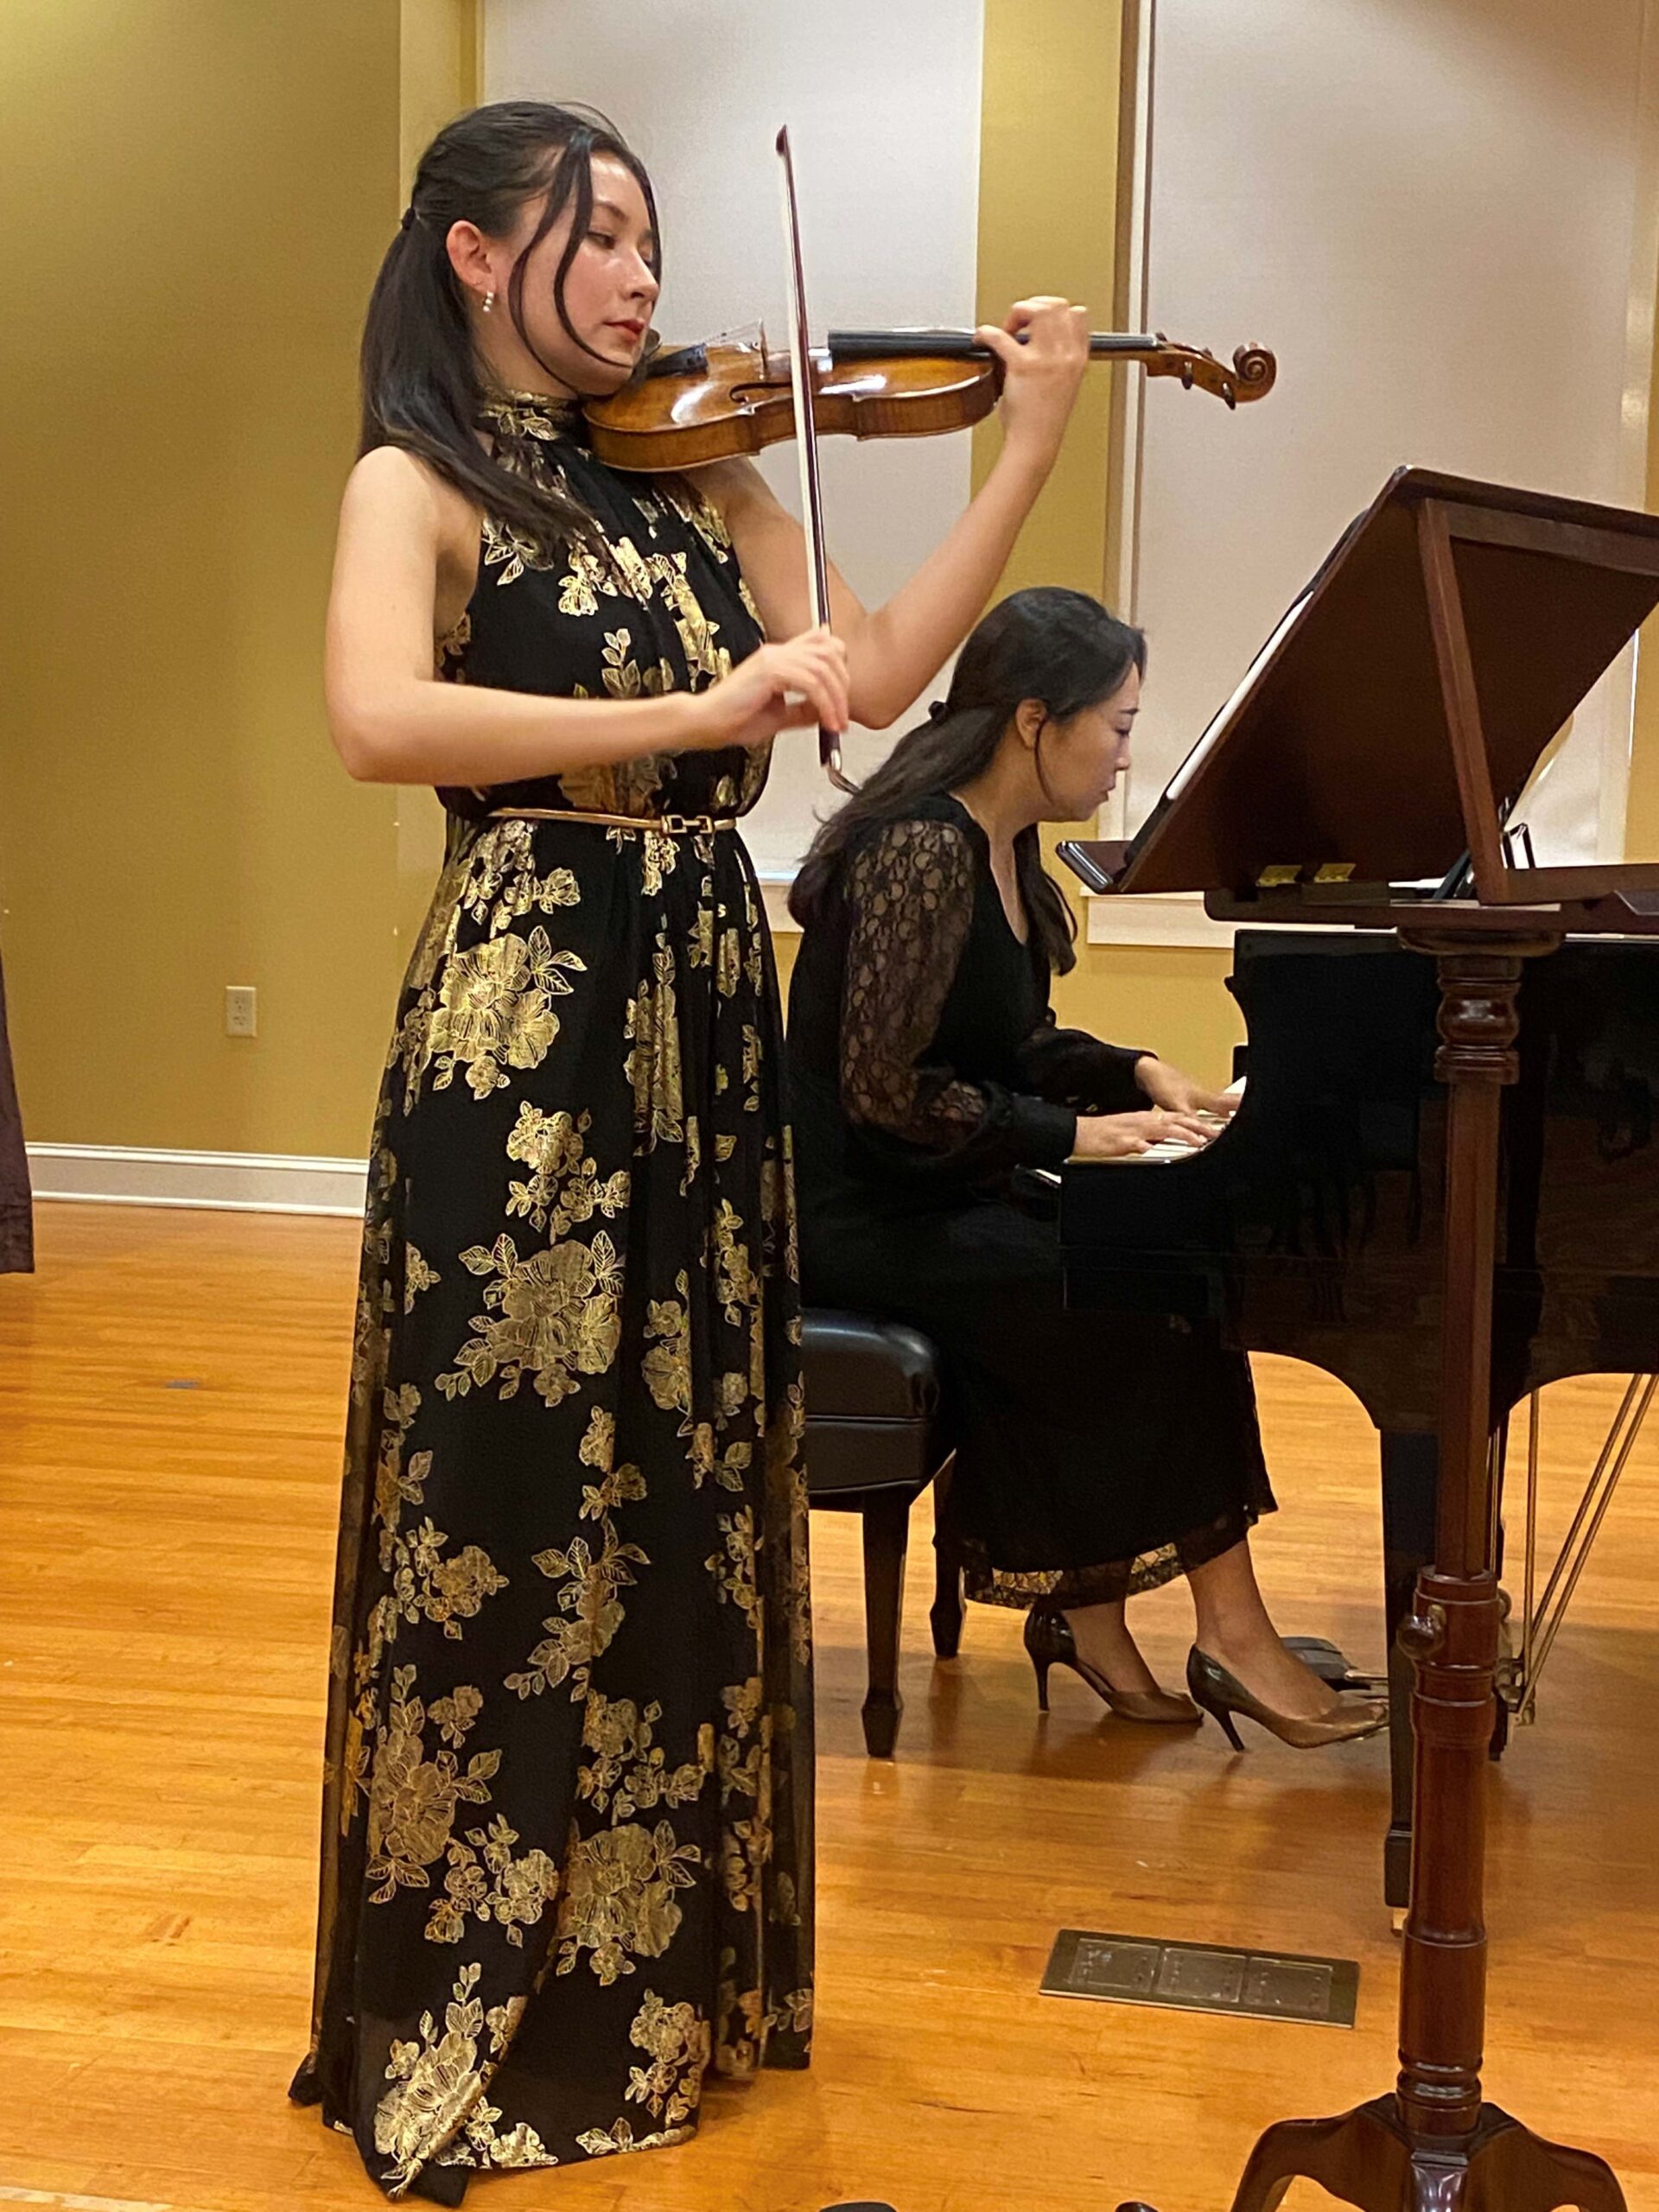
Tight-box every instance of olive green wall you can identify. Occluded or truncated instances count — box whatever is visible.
[0,3,475,1160]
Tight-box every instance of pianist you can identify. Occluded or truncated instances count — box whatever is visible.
[787,588,1386,1750]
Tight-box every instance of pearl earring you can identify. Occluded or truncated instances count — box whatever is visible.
[482,289,495,315]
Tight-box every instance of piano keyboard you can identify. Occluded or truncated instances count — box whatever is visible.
[1039,1085,1244,1180]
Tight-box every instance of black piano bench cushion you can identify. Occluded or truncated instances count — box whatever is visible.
[801,1309,948,1501]
[801,1309,942,1421]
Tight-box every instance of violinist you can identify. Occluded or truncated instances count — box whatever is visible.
[291,97,1093,2198]
[786,588,1389,1751]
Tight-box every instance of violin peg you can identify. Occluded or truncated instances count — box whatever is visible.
[1181,364,1195,390]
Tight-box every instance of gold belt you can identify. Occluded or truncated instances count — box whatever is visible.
[488,806,739,835]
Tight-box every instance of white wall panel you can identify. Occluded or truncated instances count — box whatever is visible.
[1126,0,1656,864]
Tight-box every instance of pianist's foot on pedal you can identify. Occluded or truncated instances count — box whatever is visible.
[1187,1628,1389,1751]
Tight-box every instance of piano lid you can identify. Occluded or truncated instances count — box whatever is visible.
[1098,467,1659,899]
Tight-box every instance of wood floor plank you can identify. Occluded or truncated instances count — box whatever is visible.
[0,1203,1654,2209]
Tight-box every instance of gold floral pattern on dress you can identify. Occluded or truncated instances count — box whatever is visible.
[594,625,674,701]
[505,1510,647,1702]
[556,745,670,819]
[625,1989,710,2127]
[405,928,587,1103]
[574,2116,692,2159]
[642,1274,691,1419]
[664,480,735,563]
[458,822,581,939]
[705,1508,762,1635]
[505,1103,630,1236]
[376,1963,550,2183]
[688,1422,752,1494]
[647,549,733,684]
[714,1953,766,2079]
[625,937,684,1150]
[556,537,609,618]
[556,1819,703,1984]
[365,1666,500,1905]
[481,391,576,446]
[577,1696,711,1821]
[351,1147,398,1406]
[766,1380,813,1667]
[481,512,551,592]
[430,1813,563,1949]
[439,1230,623,1406]
[709,1199,759,1327]
[389,1516,509,1645]
[715,1951,814,2079]
[399,821,580,1016]
[435,608,472,677]
[741,1022,764,1110]
[404,1243,441,1313]
[716,1675,772,1915]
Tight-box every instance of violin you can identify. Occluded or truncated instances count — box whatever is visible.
[599,127,1277,789]
[584,326,1277,473]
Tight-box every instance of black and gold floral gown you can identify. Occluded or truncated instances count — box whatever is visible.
[290,395,812,2201]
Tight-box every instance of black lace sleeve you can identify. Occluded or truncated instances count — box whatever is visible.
[1015,1011,1151,1115]
[838,818,1077,1177]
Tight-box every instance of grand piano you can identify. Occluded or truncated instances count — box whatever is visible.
[1058,467,1659,2207]
[1058,925,1659,1906]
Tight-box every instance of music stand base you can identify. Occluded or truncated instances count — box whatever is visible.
[1226,2097,1625,2212]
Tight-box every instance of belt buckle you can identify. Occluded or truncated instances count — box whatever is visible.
[660,812,702,836]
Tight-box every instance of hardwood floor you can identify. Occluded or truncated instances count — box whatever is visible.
[1,1203,1655,2211]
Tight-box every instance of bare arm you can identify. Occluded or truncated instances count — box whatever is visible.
[325,446,849,785]
[696,298,1091,730]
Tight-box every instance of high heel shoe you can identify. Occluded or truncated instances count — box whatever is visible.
[1185,1646,1389,1751]
[1024,1605,1200,1725]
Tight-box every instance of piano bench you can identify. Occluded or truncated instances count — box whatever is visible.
[802,1308,962,1758]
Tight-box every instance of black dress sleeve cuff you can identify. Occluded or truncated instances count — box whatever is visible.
[1011,1096,1079,1166]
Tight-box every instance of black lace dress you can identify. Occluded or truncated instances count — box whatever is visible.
[787,794,1272,1607]
[291,396,811,2199]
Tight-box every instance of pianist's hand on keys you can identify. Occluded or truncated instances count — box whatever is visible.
[1068,1076,1244,1165]
[1071,1106,1215,1160]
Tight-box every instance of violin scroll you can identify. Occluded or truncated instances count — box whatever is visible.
[1143,337,1277,410]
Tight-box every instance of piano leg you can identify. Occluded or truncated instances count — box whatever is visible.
[1379,1431,1438,1912]
[1218,928,1629,2207]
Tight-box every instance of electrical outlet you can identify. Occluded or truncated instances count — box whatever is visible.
[225,985,257,1039]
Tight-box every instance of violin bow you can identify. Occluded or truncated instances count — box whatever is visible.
[776,126,855,793]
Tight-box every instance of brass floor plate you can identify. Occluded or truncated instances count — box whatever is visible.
[1041,1929,1358,2028]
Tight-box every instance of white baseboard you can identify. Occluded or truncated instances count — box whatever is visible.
[27,1143,369,1218]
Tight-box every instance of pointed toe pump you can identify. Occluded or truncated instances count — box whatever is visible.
[1185,1646,1389,1751]
[1025,1605,1201,1726]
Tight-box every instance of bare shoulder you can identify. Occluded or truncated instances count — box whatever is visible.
[345,444,477,553]
[340,448,481,635]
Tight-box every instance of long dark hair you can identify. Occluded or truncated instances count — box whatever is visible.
[790,588,1146,975]
[359,100,659,552]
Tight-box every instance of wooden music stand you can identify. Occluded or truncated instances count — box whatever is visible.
[1071,467,1659,2212]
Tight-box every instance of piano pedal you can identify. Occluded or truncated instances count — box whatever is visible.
[1391,1907,1407,1939]
[1489,1696,1511,1763]
[1284,1636,1384,1696]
